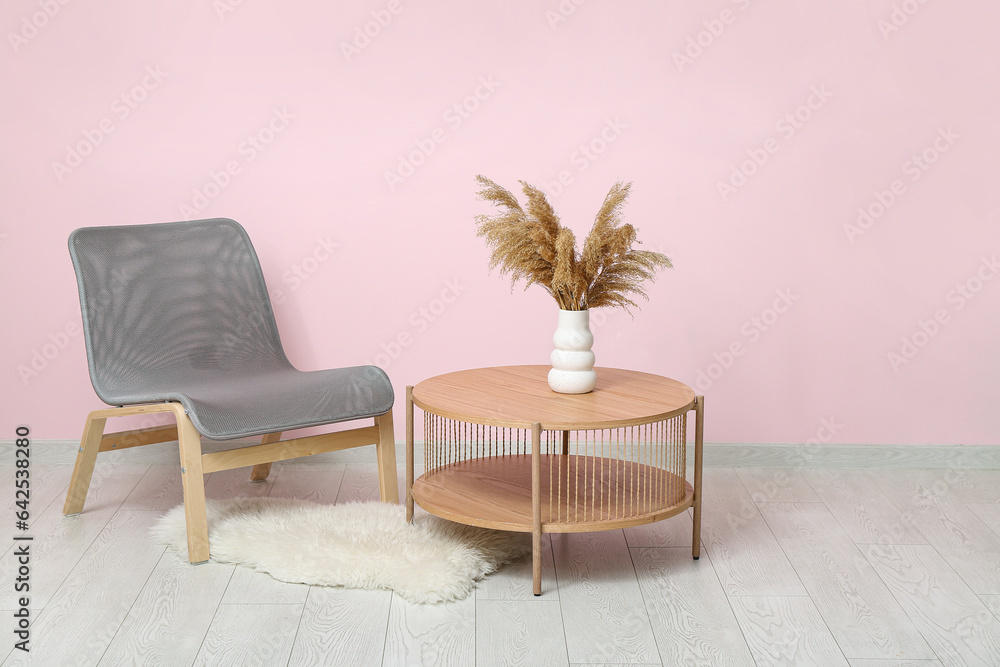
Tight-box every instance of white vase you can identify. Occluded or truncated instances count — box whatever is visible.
[548,309,597,394]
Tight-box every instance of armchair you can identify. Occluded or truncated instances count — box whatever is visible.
[63,218,398,563]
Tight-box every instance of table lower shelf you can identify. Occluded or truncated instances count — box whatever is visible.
[412,454,693,533]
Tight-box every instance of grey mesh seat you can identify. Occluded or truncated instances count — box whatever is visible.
[63,218,398,563]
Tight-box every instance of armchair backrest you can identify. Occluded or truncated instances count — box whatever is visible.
[69,218,291,406]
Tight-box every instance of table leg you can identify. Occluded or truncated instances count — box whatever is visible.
[531,422,542,596]
[692,395,704,560]
[406,386,414,523]
[561,429,570,456]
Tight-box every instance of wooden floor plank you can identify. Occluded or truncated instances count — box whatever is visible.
[700,468,808,596]
[0,467,147,610]
[337,464,381,503]
[863,543,1000,666]
[758,502,935,660]
[1,465,72,548]
[476,533,558,601]
[981,595,1000,622]
[287,587,391,667]
[736,468,821,503]
[337,463,408,505]
[632,547,755,666]
[623,508,693,548]
[99,554,234,666]
[802,469,926,546]
[120,463,183,511]
[3,510,164,667]
[847,660,944,666]
[192,603,302,667]
[552,530,660,664]
[273,459,347,473]
[274,441,398,466]
[935,470,1000,504]
[476,600,569,666]
[2,458,997,666]
[964,502,1000,539]
[72,462,152,510]
[267,468,345,503]
[1,465,72,533]
[872,470,1000,594]
[204,467,275,500]
[383,594,475,667]
[730,596,849,666]
[222,568,310,605]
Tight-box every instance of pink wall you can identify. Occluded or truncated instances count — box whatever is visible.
[2,1,997,446]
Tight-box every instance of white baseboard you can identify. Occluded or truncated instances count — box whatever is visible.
[696,442,999,469]
[2,440,997,469]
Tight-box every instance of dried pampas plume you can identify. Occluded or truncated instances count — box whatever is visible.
[474,175,672,312]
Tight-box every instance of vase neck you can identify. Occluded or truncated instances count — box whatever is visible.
[557,308,590,324]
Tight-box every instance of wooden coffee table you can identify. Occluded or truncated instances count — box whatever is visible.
[405,365,704,595]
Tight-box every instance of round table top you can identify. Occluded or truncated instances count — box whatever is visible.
[410,365,696,430]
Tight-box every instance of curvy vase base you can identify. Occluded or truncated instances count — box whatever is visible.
[548,368,597,394]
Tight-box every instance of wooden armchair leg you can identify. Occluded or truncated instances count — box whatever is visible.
[249,433,281,481]
[63,413,108,515]
[374,411,399,504]
[176,411,210,564]
[249,463,272,481]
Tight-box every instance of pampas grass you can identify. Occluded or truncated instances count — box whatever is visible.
[475,176,672,312]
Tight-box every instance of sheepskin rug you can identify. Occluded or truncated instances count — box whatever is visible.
[151,498,531,603]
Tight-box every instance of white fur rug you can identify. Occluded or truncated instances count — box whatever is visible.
[151,498,530,603]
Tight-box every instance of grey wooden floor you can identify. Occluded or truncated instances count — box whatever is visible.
[2,457,999,666]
